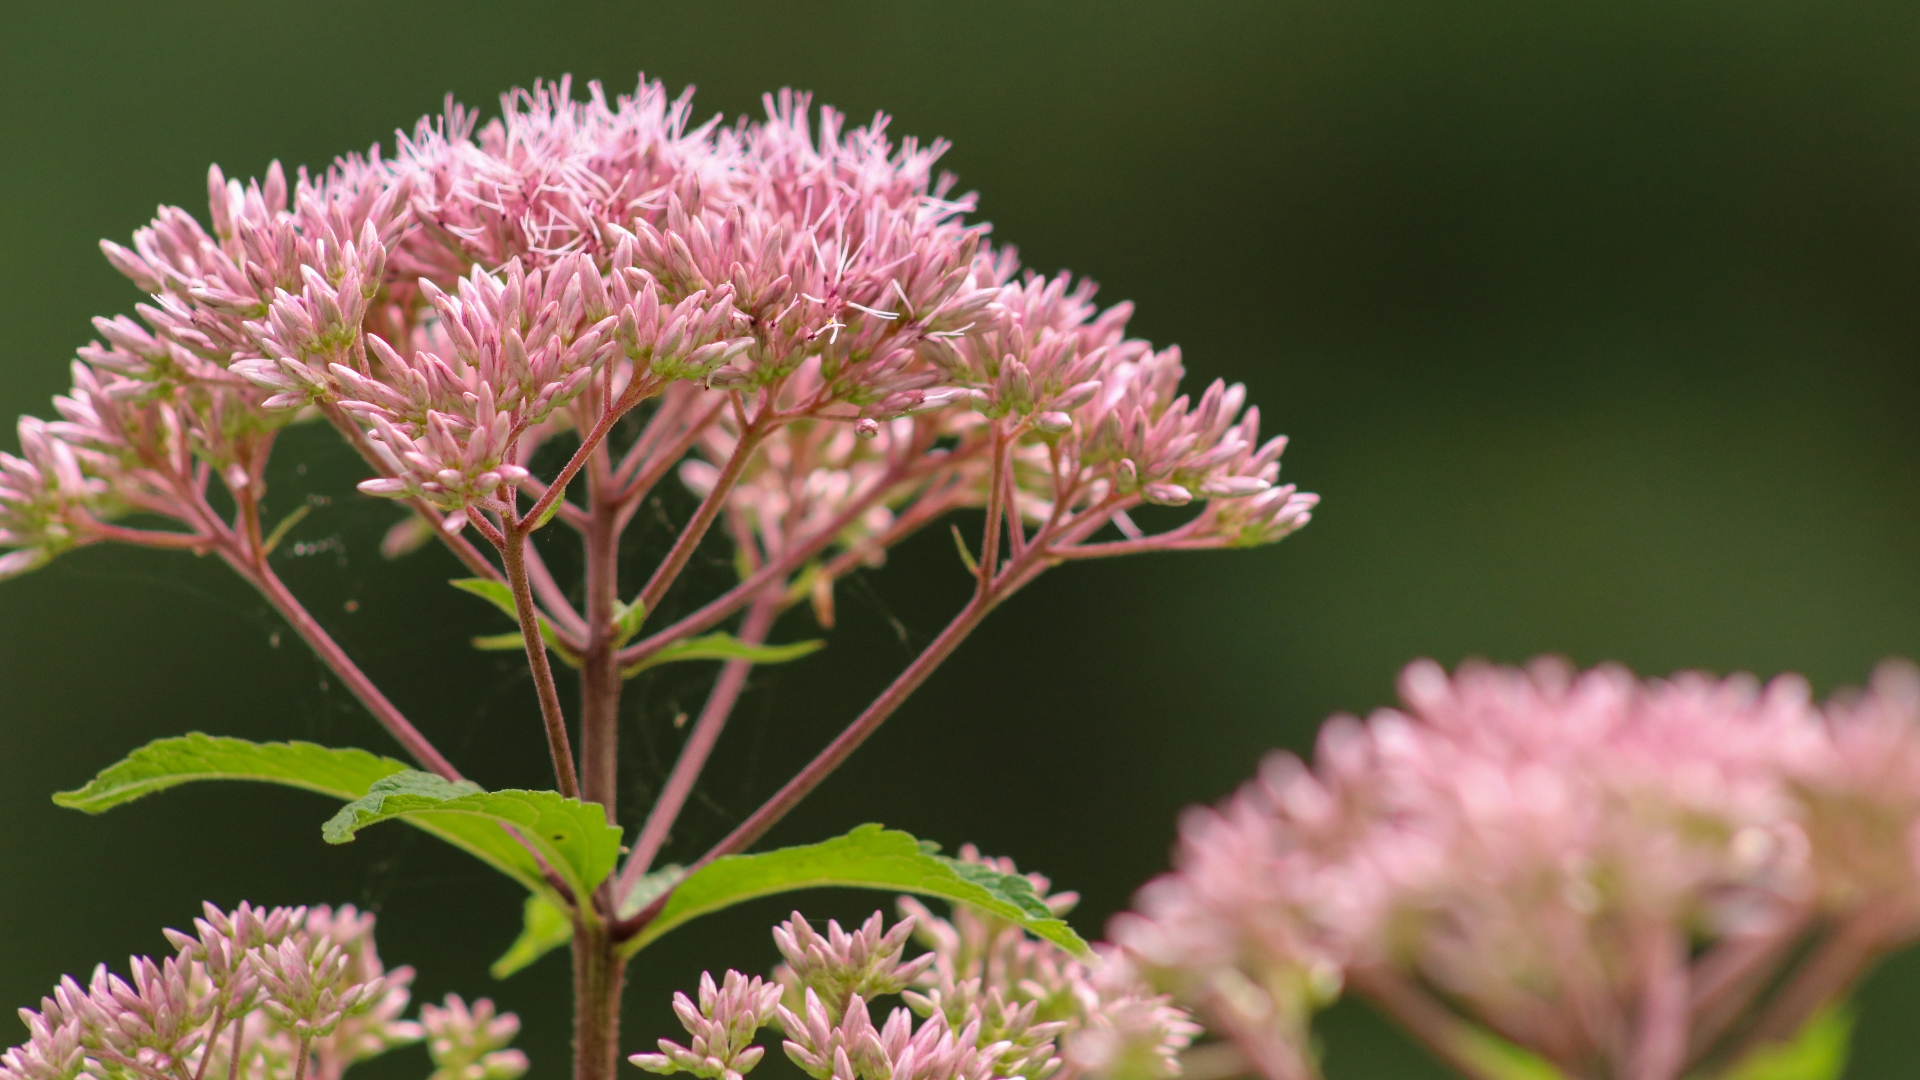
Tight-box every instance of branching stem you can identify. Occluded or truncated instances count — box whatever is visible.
[618,588,782,895]
[225,547,462,782]
[499,526,581,798]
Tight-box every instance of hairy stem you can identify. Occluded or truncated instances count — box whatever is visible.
[572,920,624,1080]
[500,528,581,798]
[228,550,462,781]
[618,588,782,896]
[579,444,624,817]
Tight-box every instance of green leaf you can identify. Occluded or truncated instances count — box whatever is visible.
[620,863,686,917]
[492,863,685,979]
[53,733,408,812]
[491,894,573,979]
[1451,1025,1565,1080]
[51,735,572,904]
[1718,1006,1852,1080]
[324,771,622,905]
[451,578,576,664]
[612,599,646,647]
[621,823,1087,957]
[620,632,824,678]
[950,524,979,574]
[260,504,311,555]
[534,484,568,528]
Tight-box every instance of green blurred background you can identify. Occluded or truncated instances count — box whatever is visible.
[6,1,1920,1076]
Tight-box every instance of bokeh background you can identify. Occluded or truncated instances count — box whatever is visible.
[6,1,1920,1076]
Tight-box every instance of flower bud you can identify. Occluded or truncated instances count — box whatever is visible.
[1198,476,1272,498]
[1032,411,1074,436]
[1141,482,1193,506]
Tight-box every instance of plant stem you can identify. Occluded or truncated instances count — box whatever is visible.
[614,447,968,670]
[631,424,766,619]
[698,588,991,860]
[1731,903,1902,1062]
[572,920,625,1080]
[317,401,503,582]
[501,528,581,798]
[1348,965,1507,1080]
[229,551,462,782]
[618,588,781,895]
[580,445,624,816]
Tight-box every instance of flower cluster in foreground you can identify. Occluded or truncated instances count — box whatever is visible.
[636,853,1197,1080]
[0,902,524,1080]
[1113,658,1920,1080]
[0,76,1313,586]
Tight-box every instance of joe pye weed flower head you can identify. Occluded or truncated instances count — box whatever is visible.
[2,73,1309,1080]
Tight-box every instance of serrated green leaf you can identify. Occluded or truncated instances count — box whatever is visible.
[620,632,824,678]
[324,771,622,905]
[452,578,576,664]
[621,823,1086,957]
[51,735,567,903]
[1718,1006,1852,1080]
[491,894,573,979]
[53,733,409,812]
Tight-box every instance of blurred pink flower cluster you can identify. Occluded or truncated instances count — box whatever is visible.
[0,901,522,1080]
[0,75,1312,580]
[636,852,1197,1080]
[1112,658,1920,1080]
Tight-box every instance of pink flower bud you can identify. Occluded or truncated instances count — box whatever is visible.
[1141,482,1193,506]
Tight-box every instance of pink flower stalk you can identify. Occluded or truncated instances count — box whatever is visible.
[0,902,493,1080]
[637,855,1196,1080]
[1112,659,1920,1080]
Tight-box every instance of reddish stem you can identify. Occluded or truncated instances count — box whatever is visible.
[617,589,782,897]
[500,527,581,798]
[227,549,462,782]
[614,445,973,670]
[631,423,768,619]
[578,443,624,817]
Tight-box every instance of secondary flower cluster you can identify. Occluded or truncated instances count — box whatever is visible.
[1112,659,1920,1080]
[0,901,523,1080]
[634,855,1196,1080]
[0,74,1311,583]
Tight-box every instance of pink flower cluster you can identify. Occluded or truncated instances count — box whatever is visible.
[0,74,1311,580]
[635,853,1196,1080]
[1112,659,1920,1080]
[0,901,519,1080]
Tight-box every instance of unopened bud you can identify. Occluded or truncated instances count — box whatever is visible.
[1031,411,1073,436]
[854,418,880,439]
[1141,482,1193,506]
[1058,380,1102,410]
[1198,476,1272,498]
